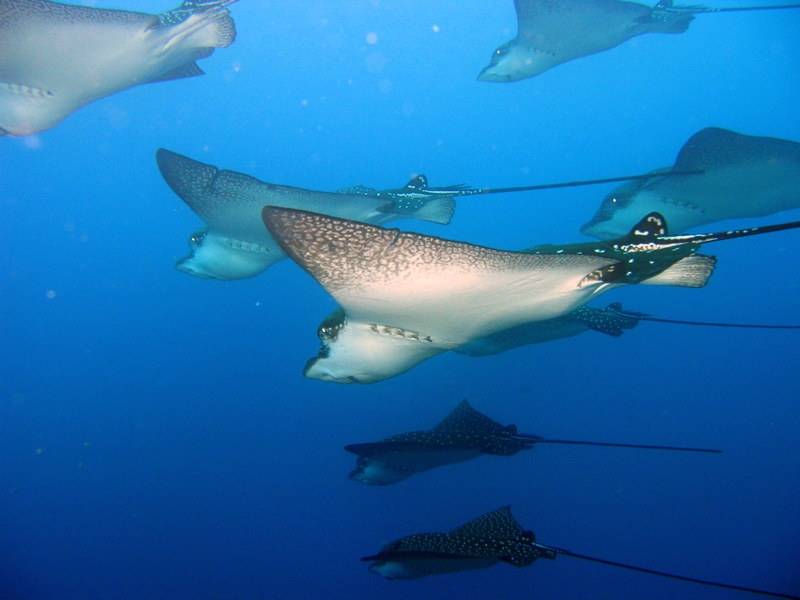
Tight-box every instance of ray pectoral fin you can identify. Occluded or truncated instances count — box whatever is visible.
[578,304,642,336]
[148,61,206,83]
[640,254,716,287]
[583,254,715,288]
[261,205,401,276]
[156,148,226,218]
[409,196,456,225]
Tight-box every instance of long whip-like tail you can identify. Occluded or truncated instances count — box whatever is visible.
[616,312,800,330]
[539,544,800,599]
[446,170,703,197]
[578,303,800,332]
[668,2,800,13]
[523,437,722,453]
[373,170,703,200]
[652,219,800,249]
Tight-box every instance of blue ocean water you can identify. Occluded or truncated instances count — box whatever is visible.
[1,1,799,598]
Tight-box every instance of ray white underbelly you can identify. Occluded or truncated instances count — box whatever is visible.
[342,269,610,346]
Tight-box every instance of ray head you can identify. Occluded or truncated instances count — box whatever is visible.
[477,40,553,82]
[363,506,547,580]
[303,309,445,384]
[174,226,278,280]
[348,455,413,486]
[580,173,667,239]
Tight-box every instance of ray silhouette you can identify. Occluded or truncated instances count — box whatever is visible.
[363,506,800,599]
[0,0,238,136]
[346,400,720,485]
[477,0,800,82]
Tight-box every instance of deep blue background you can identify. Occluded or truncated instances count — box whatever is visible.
[1,1,799,599]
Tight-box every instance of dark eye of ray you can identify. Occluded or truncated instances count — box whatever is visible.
[189,230,207,247]
[318,309,347,342]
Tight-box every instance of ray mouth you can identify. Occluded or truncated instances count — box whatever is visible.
[174,254,214,278]
[367,562,392,578]
[477,72,511,82]
[590,196,634,222]
[348,468,379,483]
[303,356,358,384]
[302,356,318,374]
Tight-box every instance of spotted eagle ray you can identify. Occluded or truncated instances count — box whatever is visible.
[457,301,800,356]
[582,127,800,239]
[0,0,239,137]
[261,207,800,384]
[346,400,720,485]
[477,0,800,82]
[363,506,800,599]
[156,148,455,280]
